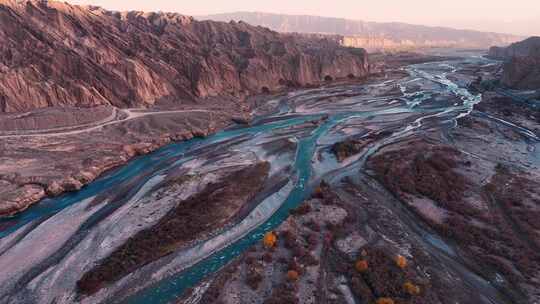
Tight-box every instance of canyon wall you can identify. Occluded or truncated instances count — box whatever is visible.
[488,37,540,89]
[0,0,369,113]
[201,12,523,51]
[488,36,540,59]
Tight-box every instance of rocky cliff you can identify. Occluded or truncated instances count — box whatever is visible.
[201,12,523,51]
[488,36,540,59]
[488,37,540,89]
[0,0,369,113]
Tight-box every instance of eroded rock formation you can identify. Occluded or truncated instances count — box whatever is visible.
[488,37,540,89]
[488,37,540,59]
[0,0,369,113]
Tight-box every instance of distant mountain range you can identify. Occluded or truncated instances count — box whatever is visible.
[200,12,524,51]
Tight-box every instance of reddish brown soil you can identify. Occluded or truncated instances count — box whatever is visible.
[368,139,540,301]
[368,141,470,210]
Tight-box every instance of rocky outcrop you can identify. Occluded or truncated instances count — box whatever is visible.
[0,0,369,113]
[501,56,540,90]
[487,46,507,60]
[0,182,45,216]
[488,36,540,59]
[488,37,540,89]
[202,12,523,51]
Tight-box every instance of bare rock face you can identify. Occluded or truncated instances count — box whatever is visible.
[488,37,540,89]
[0,0,369,113]
[487,46,507,60]
[0,182,45,216]
[488,37,540,59]
[45,177,83,196]
[501,56,540,90]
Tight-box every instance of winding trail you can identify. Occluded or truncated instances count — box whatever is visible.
[0,108,217,139]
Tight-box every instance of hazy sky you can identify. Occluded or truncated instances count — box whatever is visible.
[70,0,540,36]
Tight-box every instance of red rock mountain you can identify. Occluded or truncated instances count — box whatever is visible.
[0,0,369,113]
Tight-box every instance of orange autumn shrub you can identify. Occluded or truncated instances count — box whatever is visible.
[355,259,369,273]
[376,298,395,304]
[395,255,407,269]
[404,281,421,295]
[263,231,277,248]
[312,186,324,198]
[287,270,300,281]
